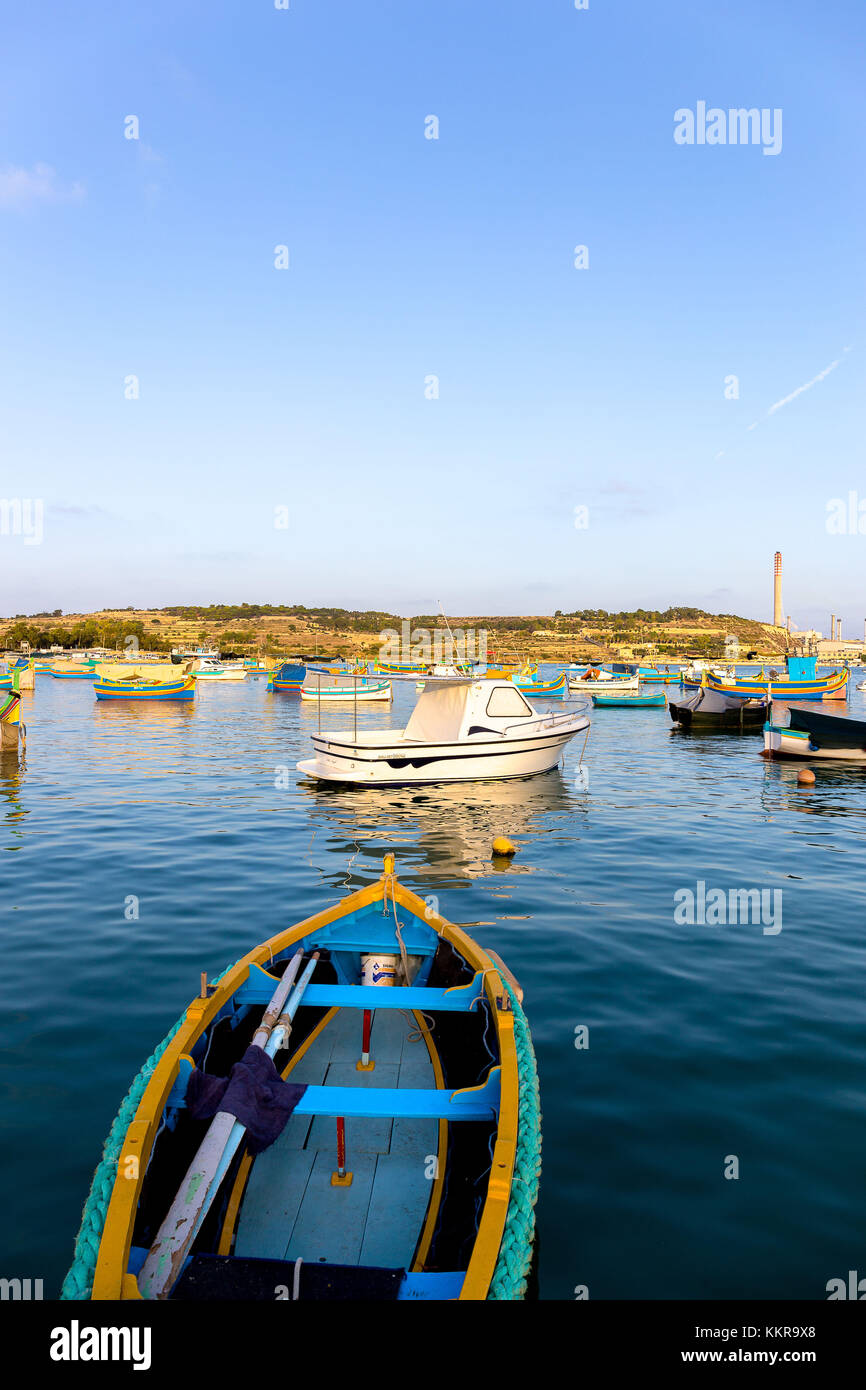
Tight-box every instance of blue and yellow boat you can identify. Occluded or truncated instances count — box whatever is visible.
[591,691,666,707]
[374,659,427,675]
[705,657,848,703]
[267,661,306,692]
[512,669,567,700]
[62,855,540,1302]
[94,674,195,701]
[49,663,97,679]
[0,679,22,753]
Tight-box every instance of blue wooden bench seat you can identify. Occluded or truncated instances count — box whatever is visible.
[233,966,486,1012]
[294,1067,500,1121]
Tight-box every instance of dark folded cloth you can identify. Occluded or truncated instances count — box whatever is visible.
[186,1044,307,1154]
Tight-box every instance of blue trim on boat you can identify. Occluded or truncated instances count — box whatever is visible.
[292,1068,500,1120]
[233,973,485,1013]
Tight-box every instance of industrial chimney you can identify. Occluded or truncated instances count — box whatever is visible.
[830,615,835,642]
[773,552,783,626]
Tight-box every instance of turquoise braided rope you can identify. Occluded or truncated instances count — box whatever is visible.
[487,981,542,1300]
[59,959,238,1300]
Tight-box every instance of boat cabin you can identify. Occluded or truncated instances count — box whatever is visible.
[402,680,536,743]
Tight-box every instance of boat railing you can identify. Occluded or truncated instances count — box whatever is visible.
[499,705,589,736]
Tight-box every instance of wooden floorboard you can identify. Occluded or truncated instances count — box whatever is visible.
[235,1003,440,1267]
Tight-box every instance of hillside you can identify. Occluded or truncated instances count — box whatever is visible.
[0,604,793,661]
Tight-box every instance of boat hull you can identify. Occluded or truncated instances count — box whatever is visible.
[299,721,588,785]
[0,691,21,751]
[706,671,848,701]
[592,693,666,707]
[512,672,567,699]
[670,700,767,730]
[762,724,866,761]
[94,677,196,700]
[300,682,392,702]
[568,675,640,693]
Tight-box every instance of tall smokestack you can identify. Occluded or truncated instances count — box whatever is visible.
[831,615,835,642]
[837,618,843,642]
[773,551,783,626]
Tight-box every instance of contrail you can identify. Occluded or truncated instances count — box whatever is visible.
[766,355,843,416]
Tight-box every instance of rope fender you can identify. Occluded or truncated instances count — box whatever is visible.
[487,979,542,1300]
[59,959,237,1300]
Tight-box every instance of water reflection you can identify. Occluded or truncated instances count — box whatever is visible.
[760,759,866,820]
[0,756,28,843]
[296,768,584,888]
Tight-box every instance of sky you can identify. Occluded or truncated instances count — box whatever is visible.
[1,1,864,635]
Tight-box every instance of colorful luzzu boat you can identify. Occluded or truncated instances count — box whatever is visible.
[301,671,392,702]
[268,662,306,692]
[706,657,848,703]
[373,659,427,675]
[94,674,196,701]
[634,665,681,684]
[511,669,567,700]
[592,691,666,708]
[762,705,866,762]
[0,679,23,752]
[567,669,640,694]
[49,663,97,679]
[61,855,540,1303]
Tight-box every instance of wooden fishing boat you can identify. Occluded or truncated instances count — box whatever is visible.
[567,670,640,694]
[0,684,23,753]
[62,855,540,1303]
[94,675,196,701]
[300,672,392,702]
[635,667,680,684]
[268,661,306,692]
[511,670,567,700]
[762,704,866,762]
[49,664,96,679]
[298,675,590,785]
[592,692,666,708]
[669,686,767,730]
[705,657,848,703]
[373,659,427,675]
[193,659,247,682]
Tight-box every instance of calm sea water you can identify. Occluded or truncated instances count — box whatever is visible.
[1,667,865,1299]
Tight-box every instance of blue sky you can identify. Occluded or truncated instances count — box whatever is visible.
[1,1,864,634]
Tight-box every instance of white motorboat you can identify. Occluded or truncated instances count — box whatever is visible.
[192,658,248,681]
[296,677,591,785]
[567,669,640,694]
[300,671,392,702]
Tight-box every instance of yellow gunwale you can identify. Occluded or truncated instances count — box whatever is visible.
[91,858,518,1302]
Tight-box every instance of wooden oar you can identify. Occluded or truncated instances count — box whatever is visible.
[188,951,321,1226]
[138,948,314,1300]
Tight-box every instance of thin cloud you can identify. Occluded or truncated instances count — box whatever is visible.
[0,163,84,208]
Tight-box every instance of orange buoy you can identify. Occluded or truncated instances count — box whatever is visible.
[797,768,816,785]
[492,836,516,857]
